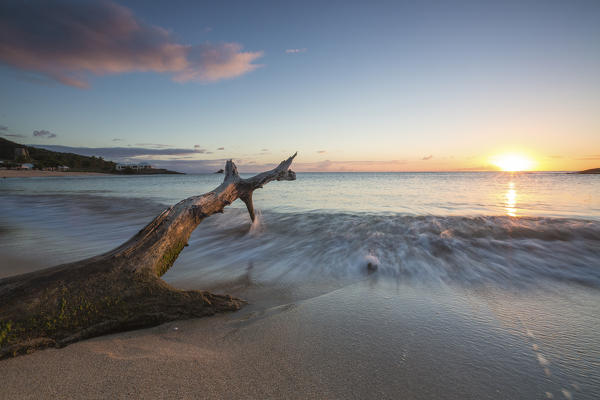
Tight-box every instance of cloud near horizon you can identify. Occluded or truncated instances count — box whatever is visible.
[34,144,203,159]
[194,145,207,153]
[25,144,417,173]
[422,155,433,160]
[33,130,57,138]
[0,125,26,138]
[20,144,510,173]
[455,165,500,171]
[0,1,263,88]
[576,155,600,160]
[134,143,171,148]
[293,159,410,172]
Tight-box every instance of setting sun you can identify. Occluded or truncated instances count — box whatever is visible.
[490,153,535,172]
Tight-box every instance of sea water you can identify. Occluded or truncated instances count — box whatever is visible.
[1,172,600,398]
[1,172,598,286]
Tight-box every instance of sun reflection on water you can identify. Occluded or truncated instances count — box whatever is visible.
[505,181,517,216]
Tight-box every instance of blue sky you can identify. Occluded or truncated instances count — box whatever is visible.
[0,0,599,171]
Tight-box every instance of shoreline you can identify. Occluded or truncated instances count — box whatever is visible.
[1,170,110,178]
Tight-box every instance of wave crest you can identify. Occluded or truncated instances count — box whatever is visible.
[177,210,600,288]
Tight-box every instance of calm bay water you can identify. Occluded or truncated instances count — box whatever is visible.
[1,172,600,398]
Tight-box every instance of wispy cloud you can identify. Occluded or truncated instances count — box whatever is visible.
[0,1,263,88]
[217,147,225,151]
[153,159,412,174]
[292,159,408,172]
[174,43,263,83]
[112,138,123,142]
[32,144,201,159]
[194,145,207,153]
[0,125,26,138]
[134,143,170,148]
[317,150,326,154]
[455,165,499,171]
[23,143,411,173]
[141,159,230,173]
[27,143,237,173]
[422,155,433,160]
[576,155,600,160]
[33,129,57,138]
[285,48,307,54]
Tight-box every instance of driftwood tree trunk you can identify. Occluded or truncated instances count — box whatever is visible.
[0,154,297,359]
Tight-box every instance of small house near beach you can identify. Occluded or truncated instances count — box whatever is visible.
[116,162,152,171]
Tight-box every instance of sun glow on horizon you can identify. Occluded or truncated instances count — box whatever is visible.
[491,153,535,172]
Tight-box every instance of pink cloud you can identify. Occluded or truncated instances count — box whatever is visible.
[174,43,263,83]
[0,1,263,88]
[291,159,409,172]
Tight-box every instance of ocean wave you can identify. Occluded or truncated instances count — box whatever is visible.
[1,193,599,288]
[174,209,600,288]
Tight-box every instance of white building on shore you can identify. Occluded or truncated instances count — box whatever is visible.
[116,162,152,171]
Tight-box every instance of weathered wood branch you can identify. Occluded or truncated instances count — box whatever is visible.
[0,154,297,359]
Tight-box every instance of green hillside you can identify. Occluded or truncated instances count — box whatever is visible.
[1,137,117,172]
[1,137,183,174]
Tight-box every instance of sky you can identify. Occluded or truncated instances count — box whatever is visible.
[0,0,599,172]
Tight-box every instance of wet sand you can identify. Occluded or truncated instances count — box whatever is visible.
[2,280,598,399]
[0,170,108,178]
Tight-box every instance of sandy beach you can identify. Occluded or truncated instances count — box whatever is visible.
[0,170,109,178]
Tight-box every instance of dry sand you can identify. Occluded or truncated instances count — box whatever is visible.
[0,170,108,178]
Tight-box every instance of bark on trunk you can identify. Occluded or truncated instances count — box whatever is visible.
[0,154,297,359]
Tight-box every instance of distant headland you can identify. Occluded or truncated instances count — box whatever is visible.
[576,168,600,174]
[0,137,183,175]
